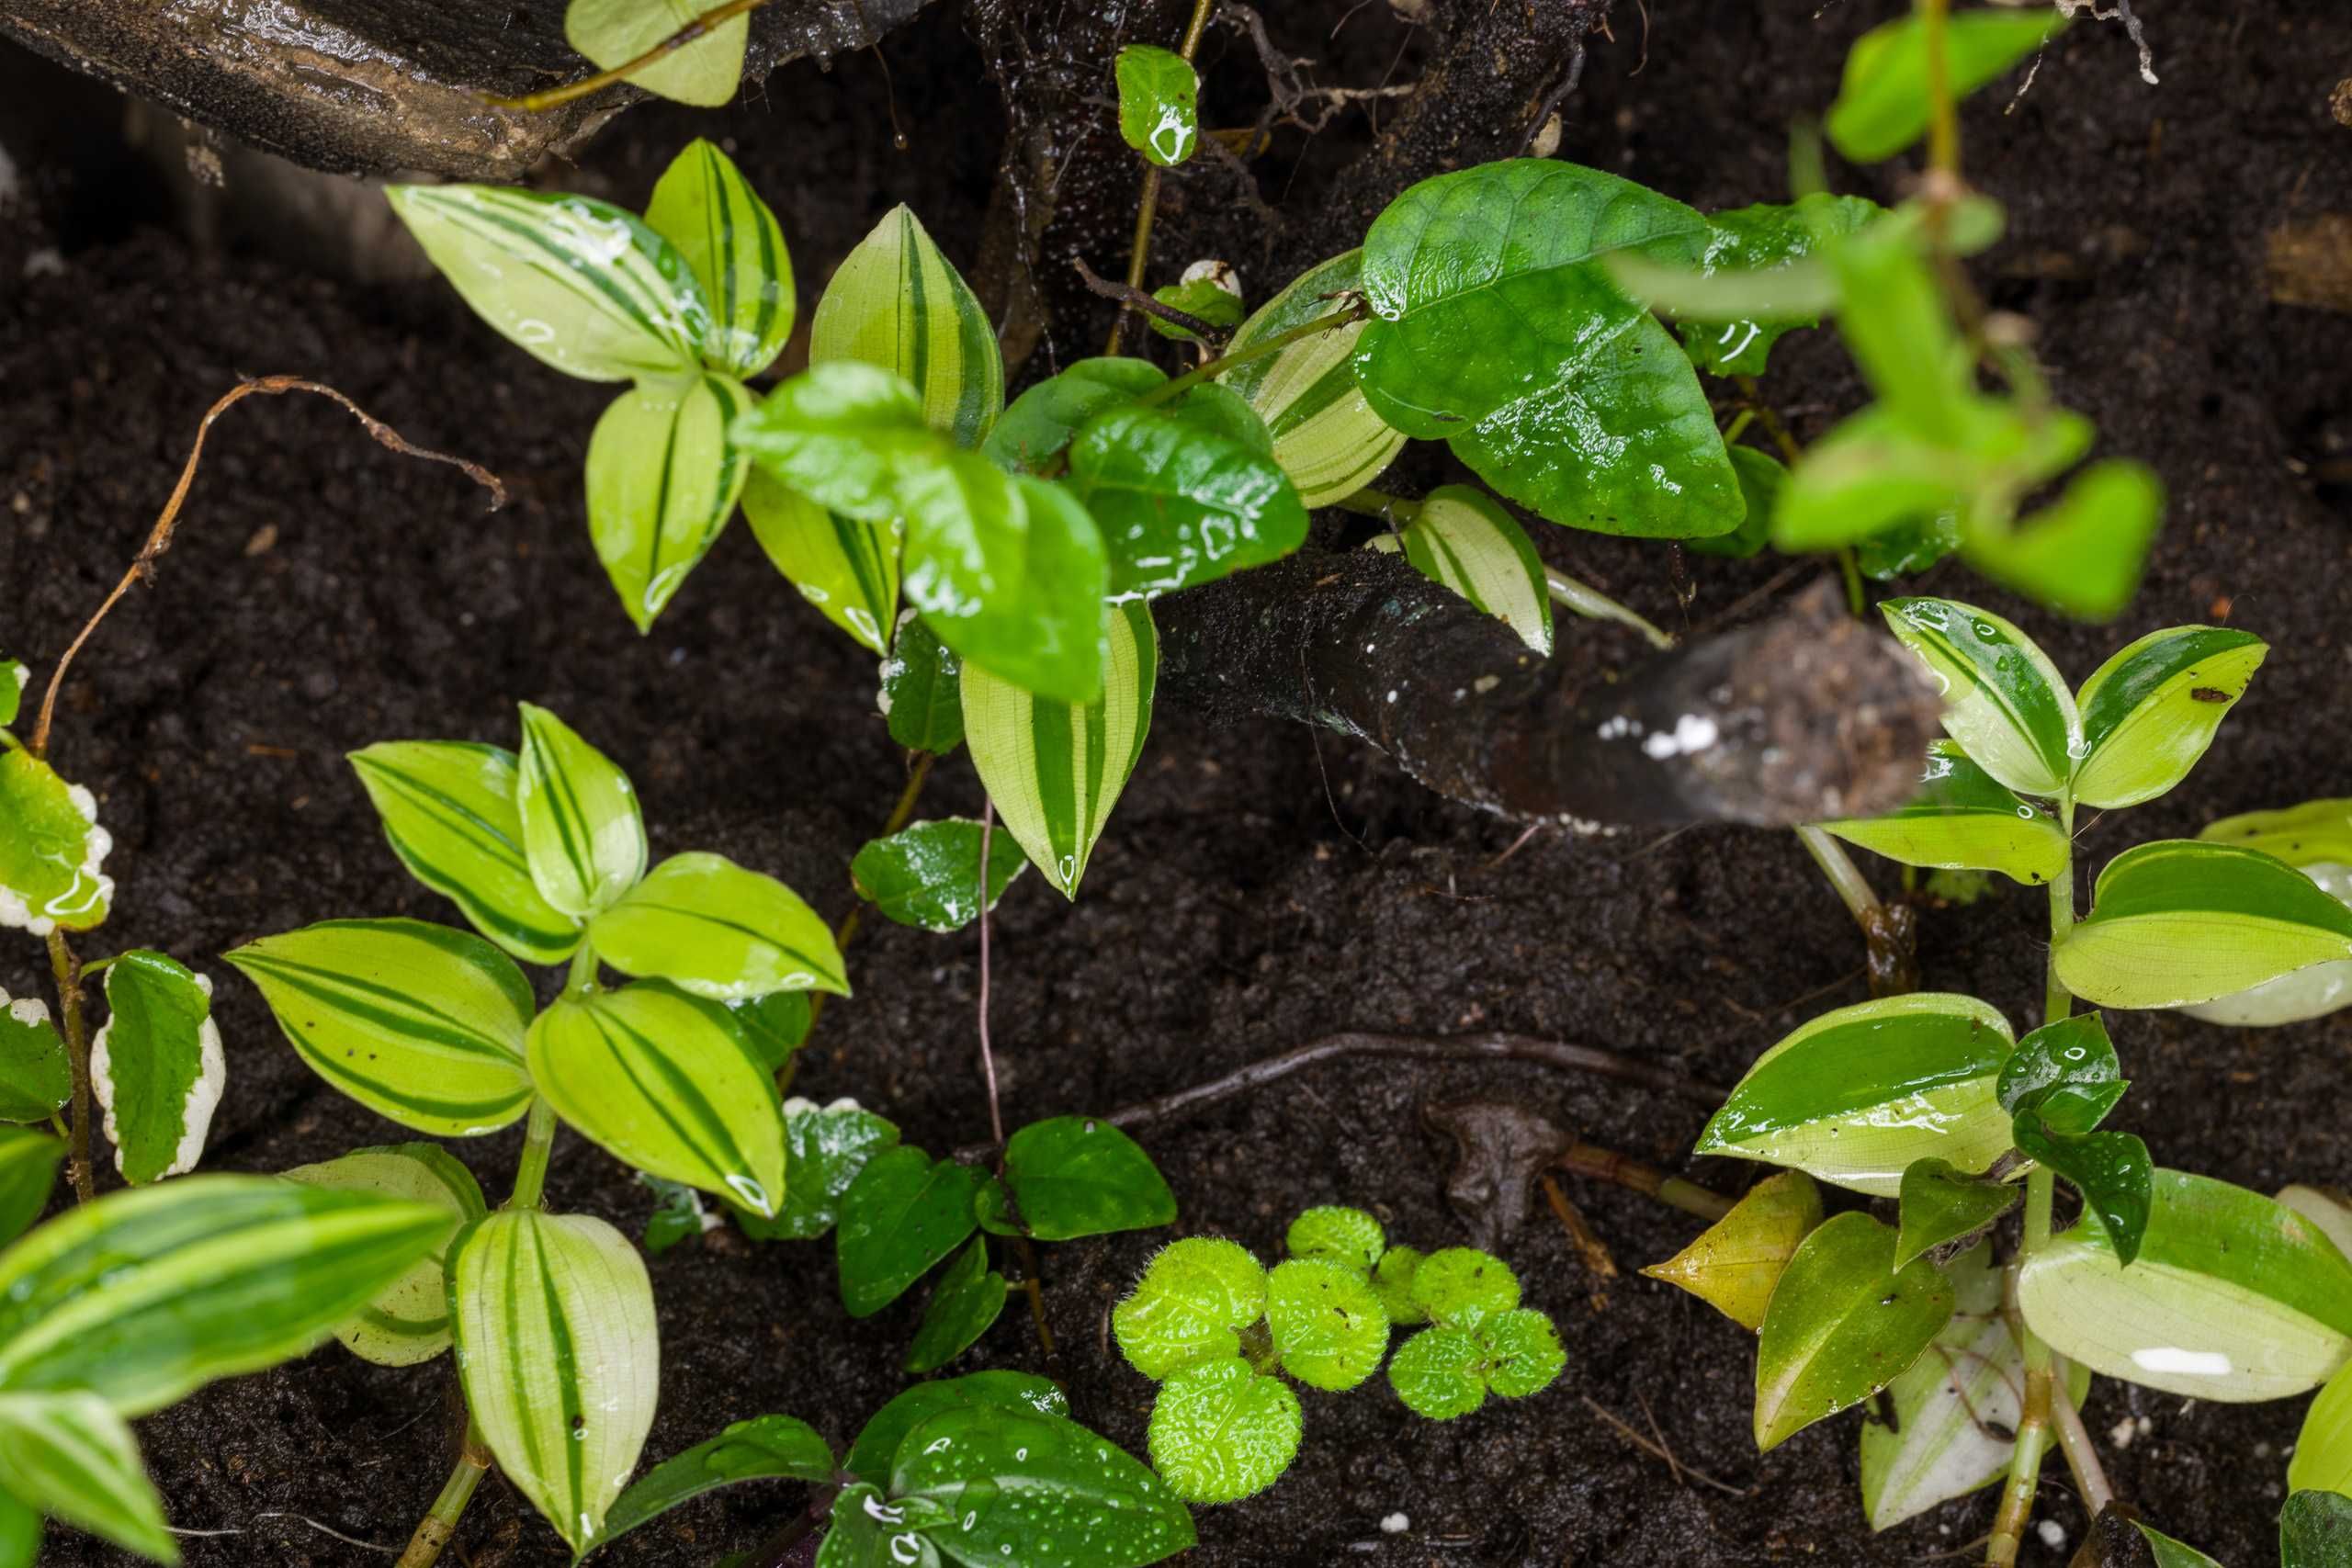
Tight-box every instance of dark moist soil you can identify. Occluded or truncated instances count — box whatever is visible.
[5,3,2352,1564]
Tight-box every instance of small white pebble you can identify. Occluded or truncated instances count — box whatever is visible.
[2037,1521,2066,1551]
[1379,1514,1408,1535]
[2111,1417,2139,1449]
[2255,1441,2272,1459]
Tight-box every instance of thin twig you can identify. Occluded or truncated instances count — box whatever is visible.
[1540,1173,1619,1280]
[483,0,769,111]
[45,931,94,1203]
[976,800,1006,1148]
[1580,1397,1749,1496]
[1071,257,1227,348]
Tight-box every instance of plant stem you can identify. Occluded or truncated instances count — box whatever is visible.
[974,800,1006,1149]
[1796,826,1881,924]
[1104,0,1216,355]
[1545,567,1676,651]
[1133,306,1364,408]
[508,1098,560,1212]
[44,931,95,1204]
[2046,1356,2116,1518]
[1921,0,1961,181]
[790,750,934,1079]
[1330,488,1423,524]
[1556,1141,1733,1223]
[484,0,773,112]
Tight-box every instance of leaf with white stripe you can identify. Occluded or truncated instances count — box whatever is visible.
[0,1175,445,1415]
[1881,597,2079,799]
[0,750,112,937]
[1218,249,1401,506]
[349,740,582,965]
[0,1129,61,1247]
[962,601,1157,899]
[2053,840,2352,1010]
[517,704,648,920]
[643,138,794,375]
[742,472,901,656]
[564,0,749,106]
[387,185,707,383]
[2071,625,2267,809]
[281,1143,486,1367]
[449,1211,659,1554]
[1817,740,2069,886]
[0,991,68,1124]
[224,919,537,1137]
[0,1391,171,1563]
[91,952,223,1185]
[1371,486,1553,655]
[586,374,753,633]
[528,984,788,1217]
[590,852,847,999]
[810,205,1004,447]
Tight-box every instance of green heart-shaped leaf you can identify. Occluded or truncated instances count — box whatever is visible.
[904,1235,1007,1374]
[1114,45,1199,166]
[835,1146,984,1318]
[995,1115,1173,1241]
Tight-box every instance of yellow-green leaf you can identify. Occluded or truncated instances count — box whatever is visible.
[1217,250,1402,505]
[2070,625,2267,809]
[1817,740,2068,886]
[1641,1169,1823,1331]
[2053,840,2352,1010]
[0,1391,173,1563]
[741,472,901,655]
[809,205,1003,447]
[280,1143,486,1367]
[563,0,749,107]
[642,138,794,375]
[1880,597,2079,799]
[586,374,752,632]
[1371,486,1552,655]
[589,852,846,999]
[0,750,112,936]
[517,704,648,920]
[1754,1211,1954,1450]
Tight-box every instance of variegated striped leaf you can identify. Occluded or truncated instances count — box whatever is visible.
[643,138,794,375]
[91,953,223,1185]
[1218,249,1402,505]
[516,704,648,920]
[224,919,537,1137]
[386,185,707,383]
[1695,993,2017,1197]
[527,984,788,1216]
[810,205,1004,447]
[349,741,582,965]
[2053,840,2352,1010]
[961,601,1157,899]
[1881,597,2080,799]
[590,852,847,999]
[0,1128,62,1247]
[0,1175,445,1415]
[1372,486,1553,655]
[741,470,901,655]
[0,750,112,936]
[2018,1168,2352,1401]
[281,1144,486,1367]
[0,1391,171,1563]
[449,1211,659,1554]
[2072,626,2267,809]
[586,374,752,632]
[1818,740,2069,886]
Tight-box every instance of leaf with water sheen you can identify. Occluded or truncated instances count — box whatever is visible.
[1066,402,1308,601]
[993,1116,1174,1241]
[594,1414,832,1556]
[1114,44,1199,166]
[891,1406,1197,1568]
[280,1142,485,1367]
[2053,840,2352,1010]
[91,953,222,1185]
[1217,250,1401,506]
[0,1390,173,1563]
[0,993,68,1124]
[852,819,1027,934]
[880,615,964,753]
[1880,597,2079,799]
[642,139,794,376]
[591,851,847,999]
[225,918,536,1137]
[449,1211,659,1555]
[1388,1325,1487,1419]
[811,205,1003,448]
[1148,1358,1300,1504]
[565,0,749,106]
[836,1146,985,1318]
[0,750,112,936]
[2284,1492,2352,1568]
[1642,1169,1824,1331]
[944,475,1108,705]
[843,1371,1068,1487]
[516,704,647,920]
[2018,1168,2352,1401]
[742,474,902,657]
[1668,194,1882,378]
[1827,8,2066,164]
[1286,1206,1385,1271]
[983,358,1168,476]
[1696,993,2016,1196]
[585,373,752,632]
[1894,1158,2018,1271]
[349,741,582,964]
[1114,1237,1269,1381]
[0,1130,61,1247]
[1817,740,2068,886]
[1373,486,1553,654]
[742,1099,899,1243]
[905,1235,1007,1374]
[2069,625,2266,809]
[1753,1211,1954,1450]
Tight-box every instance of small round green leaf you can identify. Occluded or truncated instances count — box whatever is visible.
[1372,1245,1427,1326]
[1479,1308,1566,1398]
[1753,1211,1955,1451]
[835,1146,984,1319]
[1067,403,1309,601]
[1285,1206,1385,1271]
[1266,1258,1389,1391]
[997,1116,1175,1241]
[851,819,1027,935]
[1114,45,1199,167]
[1147,1358,1301,1503]
[1114,1236,1268,1380]
[1408,1247,1521,1331]
[1388,1325,1487,1420]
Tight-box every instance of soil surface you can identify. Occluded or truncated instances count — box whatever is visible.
[4,3,2351,1565]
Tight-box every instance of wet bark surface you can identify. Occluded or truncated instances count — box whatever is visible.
[4,2,2352,1564]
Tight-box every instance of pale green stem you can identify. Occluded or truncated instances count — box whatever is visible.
[1331,488,1422,524]
[1134,309,1363,408]
[393,1430,490,1568]
[506,1098,559,1213]
[1544,567,1676,651]
[1796,825,1882,925]
[1921,0,1960,180]
[2047,1355,2116,1518]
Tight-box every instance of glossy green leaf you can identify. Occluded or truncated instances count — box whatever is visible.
[1148,1358,1300,1504]
[746,1098,899,1243]
[1687,446,1782,560]
[1860,1241,2090,1531]
[516,704,647,920]
[818,1483,945,1567]
[349,741,582,964]
[0,1175,444,1414]
[2000,1014,2151,1263]
[1286,1206,1385,1271]
[91,953,221,1185]
[224,918,536,1137]
[1066,401,1309,601]
[1857,510,1962,581]
[1266,1258,1389,1391]
[0,750,111,936]
[1408,1247,1521,1331]
[1817,740,2068,886]
[1147,276,1243,344]
[836,1146,985,1318]
[905,1235,1007,1374]
[591,851,847,999]
[811,205,1003,448]
[564,0,747,106]
[1754,1211,1954,1450]
[984,358,1168,477]
[528,984,787,1216]
[890,1405,1196,1567]
[1642,1169,1824,1331]
[2018,1168,2352,1400]
[586,373,752,632]
[1388,1325,1487,1419]
[596,1414,832,1556]
[1894,1158,2018,1271]
[843,1371,1068,1488]
[1827,8,2066,164]
[1114,1237,1269,1381]
[0,1130,61,1247]
[1218,250,1402,506]
[1373,1245,1427,1325]
[386,184,707,381]
[2071,625,2267,809]
[2293,1359,2352,1502]
[851,819,1025,934]
[2136,1520,2229,1564]
[2054,840,2352,1010]
[1372,486,1553,655]
[1696,993,2016,1196]
[643,139,793,376]
[1114,44,1198,166]
[0,993,67,1124]
[280,1142,485,1367]
[880,615,964,753]
[944,474,1108,705]
[994,1116,1173,1241]
[1480,1308,1566,1398]
[449,1210,658,1554]
[1996,1011,2123,1113]
[0,1391,172,1563]
[733,361,933,513]
[2283,1492,2352,1568]
[1880,597,2078,798]
[741,473,901,656]
[1669,194,1881,378]
[1965,459,2165,622]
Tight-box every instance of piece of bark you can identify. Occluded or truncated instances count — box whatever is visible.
[1156,553,1939,828]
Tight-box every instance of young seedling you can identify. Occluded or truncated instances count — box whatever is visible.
[1112,1207,1564,1504]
